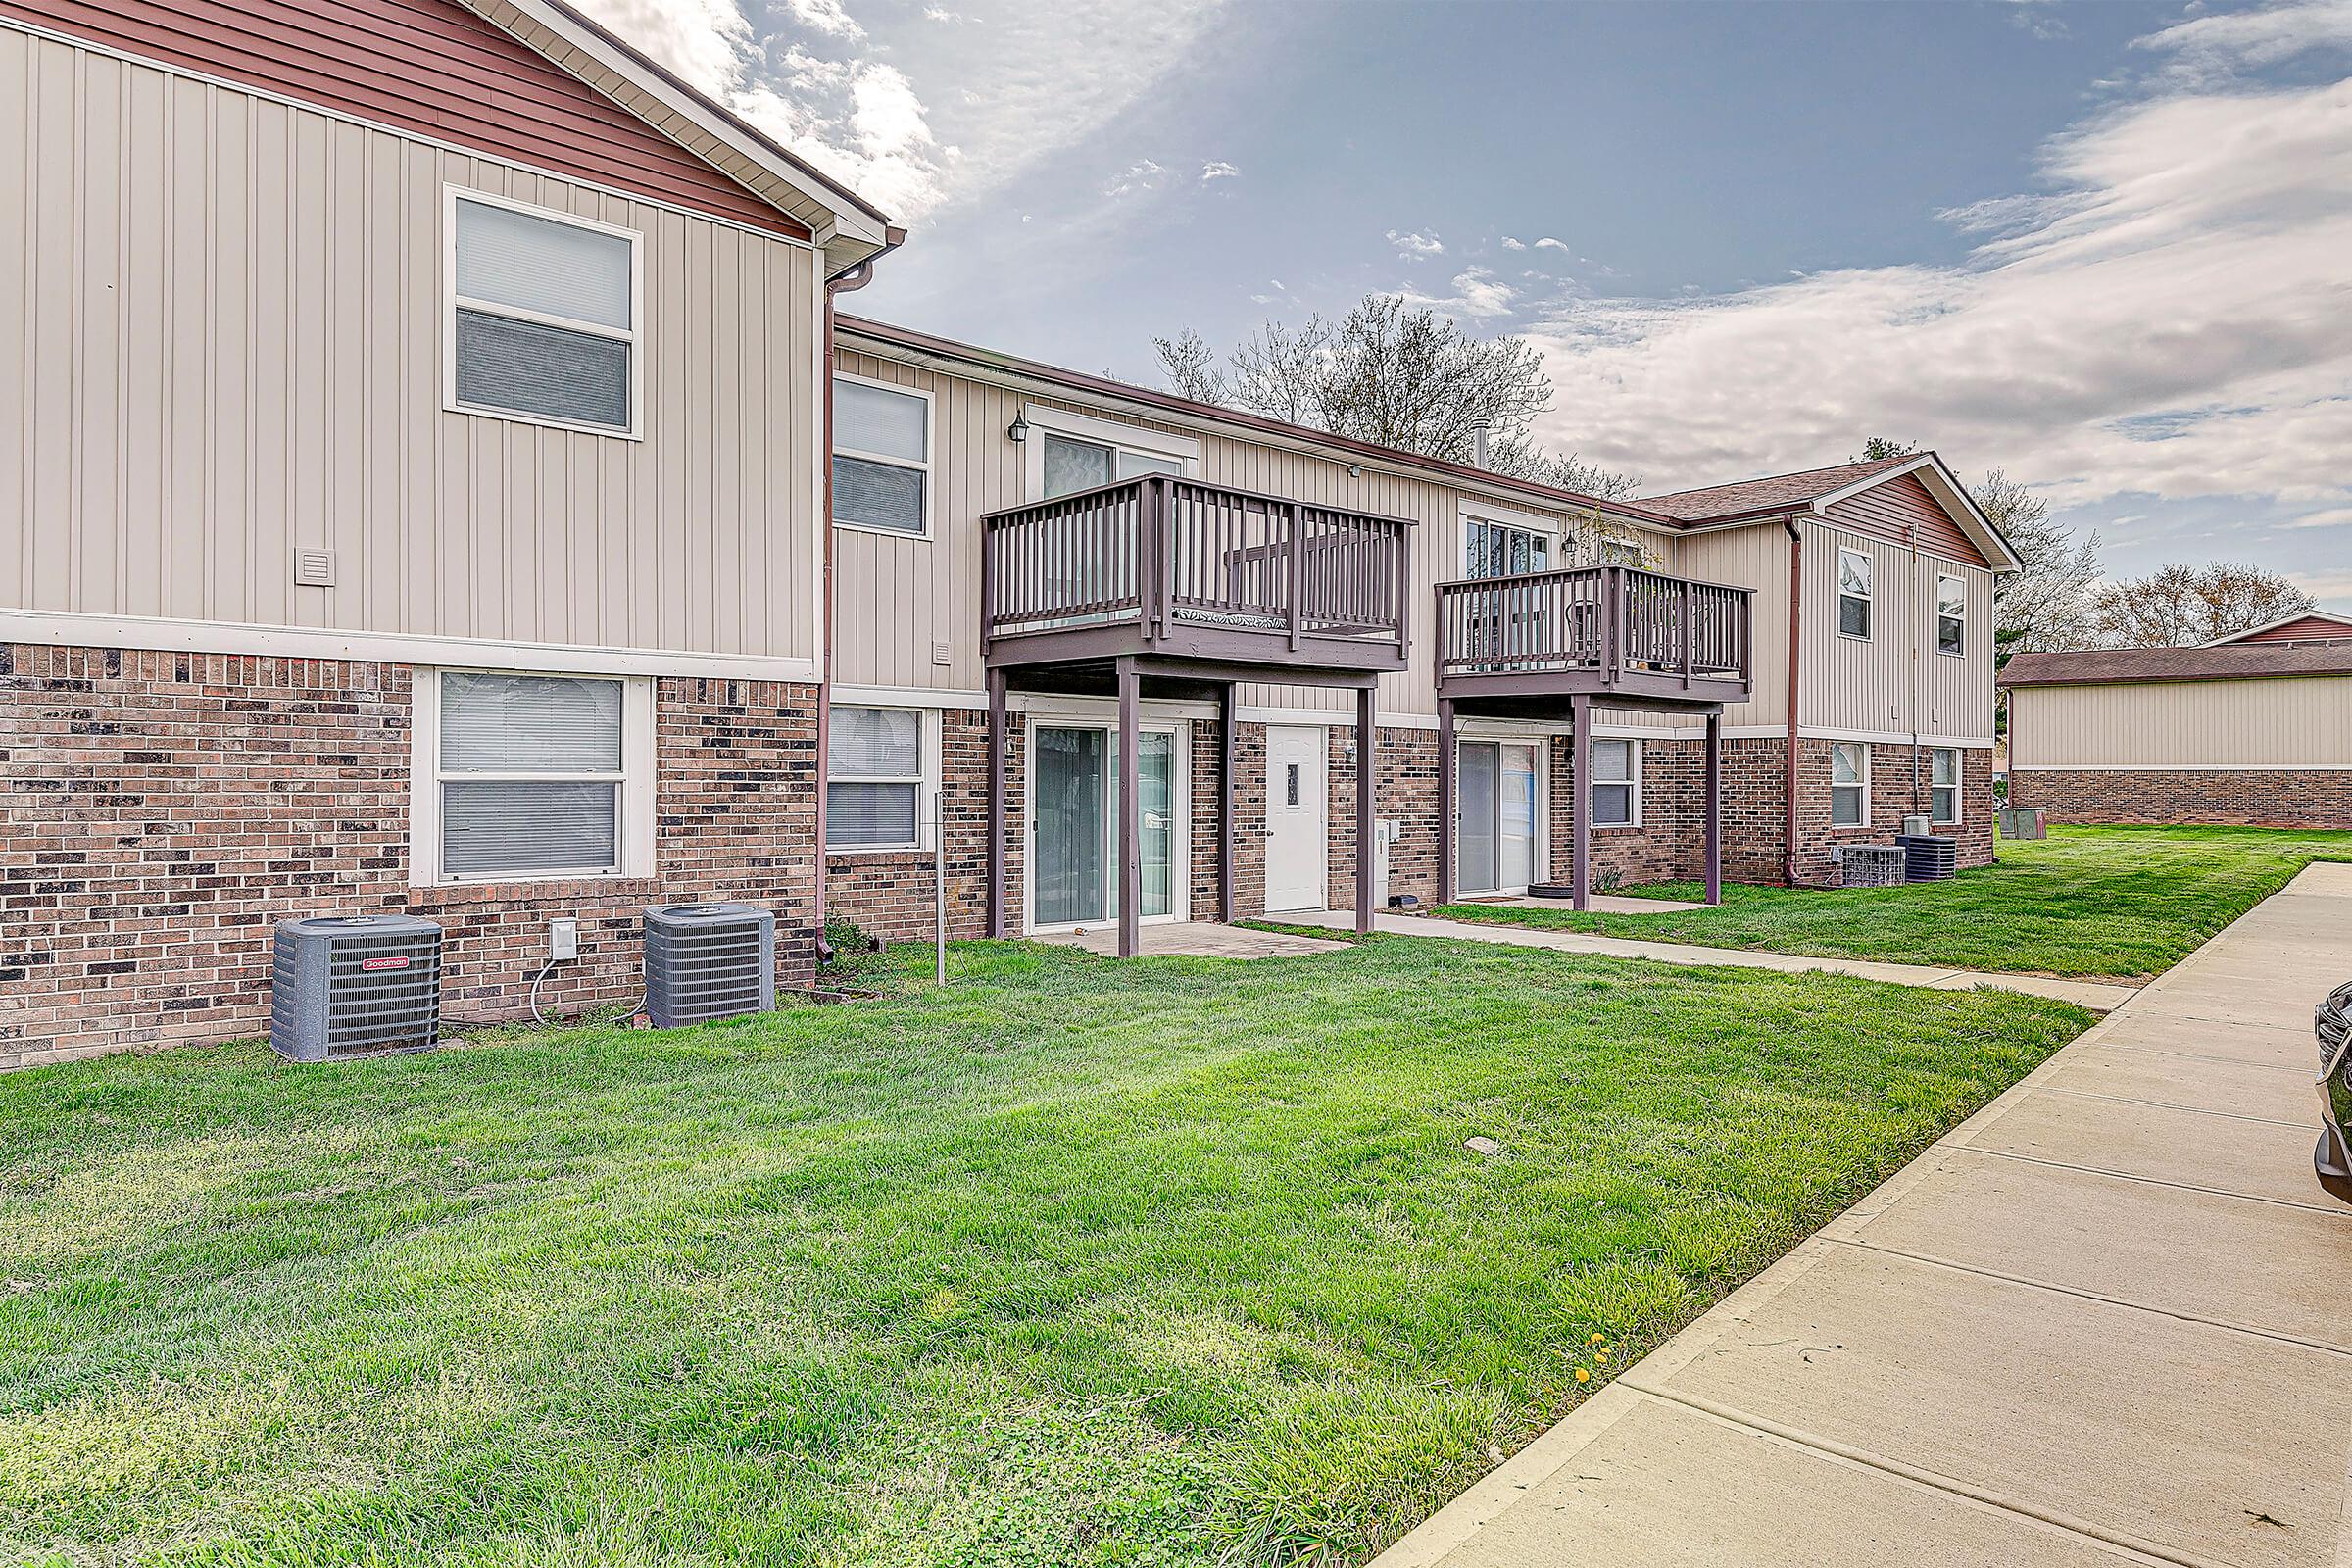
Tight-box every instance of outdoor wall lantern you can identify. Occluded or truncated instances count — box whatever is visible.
[1007,412,1030,443]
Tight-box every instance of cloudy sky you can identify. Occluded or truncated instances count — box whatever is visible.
[581,0,2352,608]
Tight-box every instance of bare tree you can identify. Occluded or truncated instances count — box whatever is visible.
[1975,468,2100,656]
[1152,293,1640,499]
[2094,562,2315,647]
[1854,436,1920,463]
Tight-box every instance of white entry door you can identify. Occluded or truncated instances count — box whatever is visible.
[1264,725,1328,912]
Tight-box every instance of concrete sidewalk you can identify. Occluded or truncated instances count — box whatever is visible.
[1373,862,2352,1568]
[1285,907,2139,1011]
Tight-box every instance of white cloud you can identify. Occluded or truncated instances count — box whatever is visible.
[784,0,865,40]
[1393,266,1518,321]
[1387,228,1446,259]
[2287,506,2352,529]
[1532,236,1570,253]
[1103,158,1168,197]
[566,0,1230,221]
[1501,236,1526,251]
[2132,0,2352,85]
[1510,24,2352,520]
[1200,160,1241,183]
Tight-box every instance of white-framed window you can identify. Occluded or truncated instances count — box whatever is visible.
[1020,407,1197,500]
[1838,548,1873,640]
[412,670,656,885]
[1464,516,1551,578]
[827,706,937,851]
[445,189,641,438]
[1931,747,1962,825]
[1039,431,1184,497]
[833,374,932,537]
[1591,738,1640,827]
[1830,741,1870,827]
[1936,573,1966,657]
[1599,538,1646,568]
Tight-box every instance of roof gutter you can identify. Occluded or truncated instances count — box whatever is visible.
[813,233,902,960]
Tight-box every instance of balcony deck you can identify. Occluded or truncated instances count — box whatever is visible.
[982,475,1412,686]
[1436,564,1754,710]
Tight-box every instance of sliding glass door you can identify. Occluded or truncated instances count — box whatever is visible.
[1455,739,1541,896]
[1031,723,1180,928]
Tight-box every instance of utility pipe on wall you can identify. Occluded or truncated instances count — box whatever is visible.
[814,235,899,958]
[1782,515,1804,887]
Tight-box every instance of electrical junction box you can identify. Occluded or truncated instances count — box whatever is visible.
[549,918,579,961]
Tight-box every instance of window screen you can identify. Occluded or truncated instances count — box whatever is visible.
[1830,741,1868,827]
[1936,574,1966,656]
[1042,434,1116,498]
[1838,550,1873,640]
[828,707,925,849]
[1591,738,1636,827]
[832,380,931,535]
[452,197,635,433]
[436,673,626,879]
[1932,747,1961,824]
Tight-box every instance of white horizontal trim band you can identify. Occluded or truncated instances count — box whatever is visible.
[0,610,820,682]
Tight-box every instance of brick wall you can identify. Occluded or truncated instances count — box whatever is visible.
[2,645,820,1070]
[2009,768,2352,831]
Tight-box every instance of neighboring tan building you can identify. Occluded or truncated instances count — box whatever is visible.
[2002,612,2352,830]
[0,0,2014,1069]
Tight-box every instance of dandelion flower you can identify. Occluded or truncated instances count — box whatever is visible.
[1574,1367,1591,1384]
[1590,1334,1604,1345]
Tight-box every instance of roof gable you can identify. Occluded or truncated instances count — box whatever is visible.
[1999,642,2352,687]
[1642,452,2019,572]
[0,0,889,264]
[2210,611,2352,646]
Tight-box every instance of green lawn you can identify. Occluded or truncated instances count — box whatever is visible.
[1,941,2086,1567]
[1436,824,2352,980]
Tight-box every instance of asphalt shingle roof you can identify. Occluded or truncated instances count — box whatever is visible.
[1638,457,1918,522]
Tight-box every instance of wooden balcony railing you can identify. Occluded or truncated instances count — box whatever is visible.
[1437,564,1753,696]
[982,475,1412,665]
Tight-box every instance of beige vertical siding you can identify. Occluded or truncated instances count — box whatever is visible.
[832,342,1680,719]
[0,25,821,665]
[2009,677,2352,769]
[1800,521,1992,740]
[1677,524,1790,729]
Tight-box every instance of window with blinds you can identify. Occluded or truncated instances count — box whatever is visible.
[1931,747,1962,825]
[833,377,931,535]
[1830,741,1870,827]
[828,707,928,849]
[1591,738,1639,826]
[450,193,638,435]
[435,672,628,879]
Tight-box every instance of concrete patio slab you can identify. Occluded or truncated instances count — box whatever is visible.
[1035,922,1348,959]
[1371,862,2352,1568]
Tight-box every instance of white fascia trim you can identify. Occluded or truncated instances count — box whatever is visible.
[833,682,986,710]
[2008,762,2352,772]
[1,610,819,682]
[0,15,818,257]
[1011,691,1218,722]
[478,0,887,252]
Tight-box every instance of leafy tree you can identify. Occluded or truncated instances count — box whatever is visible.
[2092,562,2315,647]
[1975,468,2100,658]
[1154,294,1641,499]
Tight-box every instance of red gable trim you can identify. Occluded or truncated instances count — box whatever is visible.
[2221,612,2352,645]
[0,0,813,242]
[1821,471,1989,569]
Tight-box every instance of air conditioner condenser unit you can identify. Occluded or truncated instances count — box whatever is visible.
[643,904,775,1029]
[270,914,445,1061]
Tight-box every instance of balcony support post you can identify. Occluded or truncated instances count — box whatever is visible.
[987,665,1007,938]
[1118,656,1141,959]
[1437,696,1456,906]
[1219,681,1237,925]
[1570,693,1592,912]
[1355,683,1376,935]
[1704,709,1723,907]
